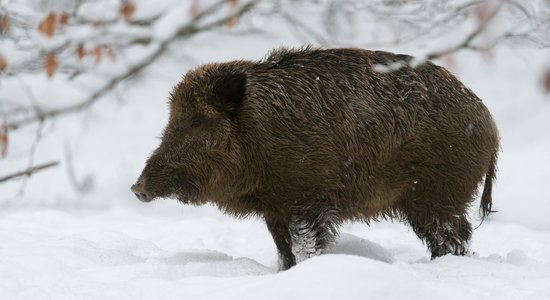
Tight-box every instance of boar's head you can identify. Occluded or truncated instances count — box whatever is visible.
[131,63,248,205]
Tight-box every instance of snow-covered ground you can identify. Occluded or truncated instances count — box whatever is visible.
[1,2,550,299]
[1,206,550,299]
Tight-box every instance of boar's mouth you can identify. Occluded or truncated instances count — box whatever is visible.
[131,176,200,204]
[173,182,201,204]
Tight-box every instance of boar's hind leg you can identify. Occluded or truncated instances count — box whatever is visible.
[408,211,472,259]
[289,210,339,264]
[265,215,296,271]
[402,194,472,259]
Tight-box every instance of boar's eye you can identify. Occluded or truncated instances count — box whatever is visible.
[190,117,202,129]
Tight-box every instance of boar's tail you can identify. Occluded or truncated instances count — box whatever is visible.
[480,152,498,221]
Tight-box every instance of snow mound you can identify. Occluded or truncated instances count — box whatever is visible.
[189,255,471,300]
[331,233,395,263]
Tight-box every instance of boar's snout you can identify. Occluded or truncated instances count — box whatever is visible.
[131,151,197,204]
[131,180,153,203]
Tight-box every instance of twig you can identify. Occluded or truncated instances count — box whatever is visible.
[17,120,44,195]
[64,142,94,193]
[502,0,531,18]
[426,1,504,60]
[0,161,59,183]
[5,0,258,131]
[16,81,46,195]
[364,0,484,46]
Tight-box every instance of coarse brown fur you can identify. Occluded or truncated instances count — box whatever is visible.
[132,47,500,270]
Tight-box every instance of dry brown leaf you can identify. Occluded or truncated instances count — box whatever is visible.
[106,46,117,61]
[0,120,8,159]
[189,0,200,18]
[226,16,238,28]
[442,53,456,71]
[474,2,491,26]
[225,0,239,27]
[121,1,136,22]
[0,55,6,72]
[44,53,58,78]
[59,12,70,27]
[91,20,102,28]
[543,68,550,94]
[93,45,102,63]
[38,12,57,38]
[76,44,86,60]
[1,14,9,34]
[394,34,401,45]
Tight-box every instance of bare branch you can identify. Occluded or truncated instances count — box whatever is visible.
[0,161,59,183]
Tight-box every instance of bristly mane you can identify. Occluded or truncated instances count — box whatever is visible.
[261,45,320,66]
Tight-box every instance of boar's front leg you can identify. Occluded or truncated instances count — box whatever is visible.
[289,210,339,264]
[290,214,338,263]
[265,209,340,270]
[265,215,296,271]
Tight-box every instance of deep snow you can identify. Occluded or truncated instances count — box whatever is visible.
[1,1,550,299]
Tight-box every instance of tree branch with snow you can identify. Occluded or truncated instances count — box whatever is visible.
[2,0,258,132]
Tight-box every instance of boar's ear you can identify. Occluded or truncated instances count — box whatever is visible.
[212,71,246,115]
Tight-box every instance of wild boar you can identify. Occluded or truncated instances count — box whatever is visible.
[132,47,500,270]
